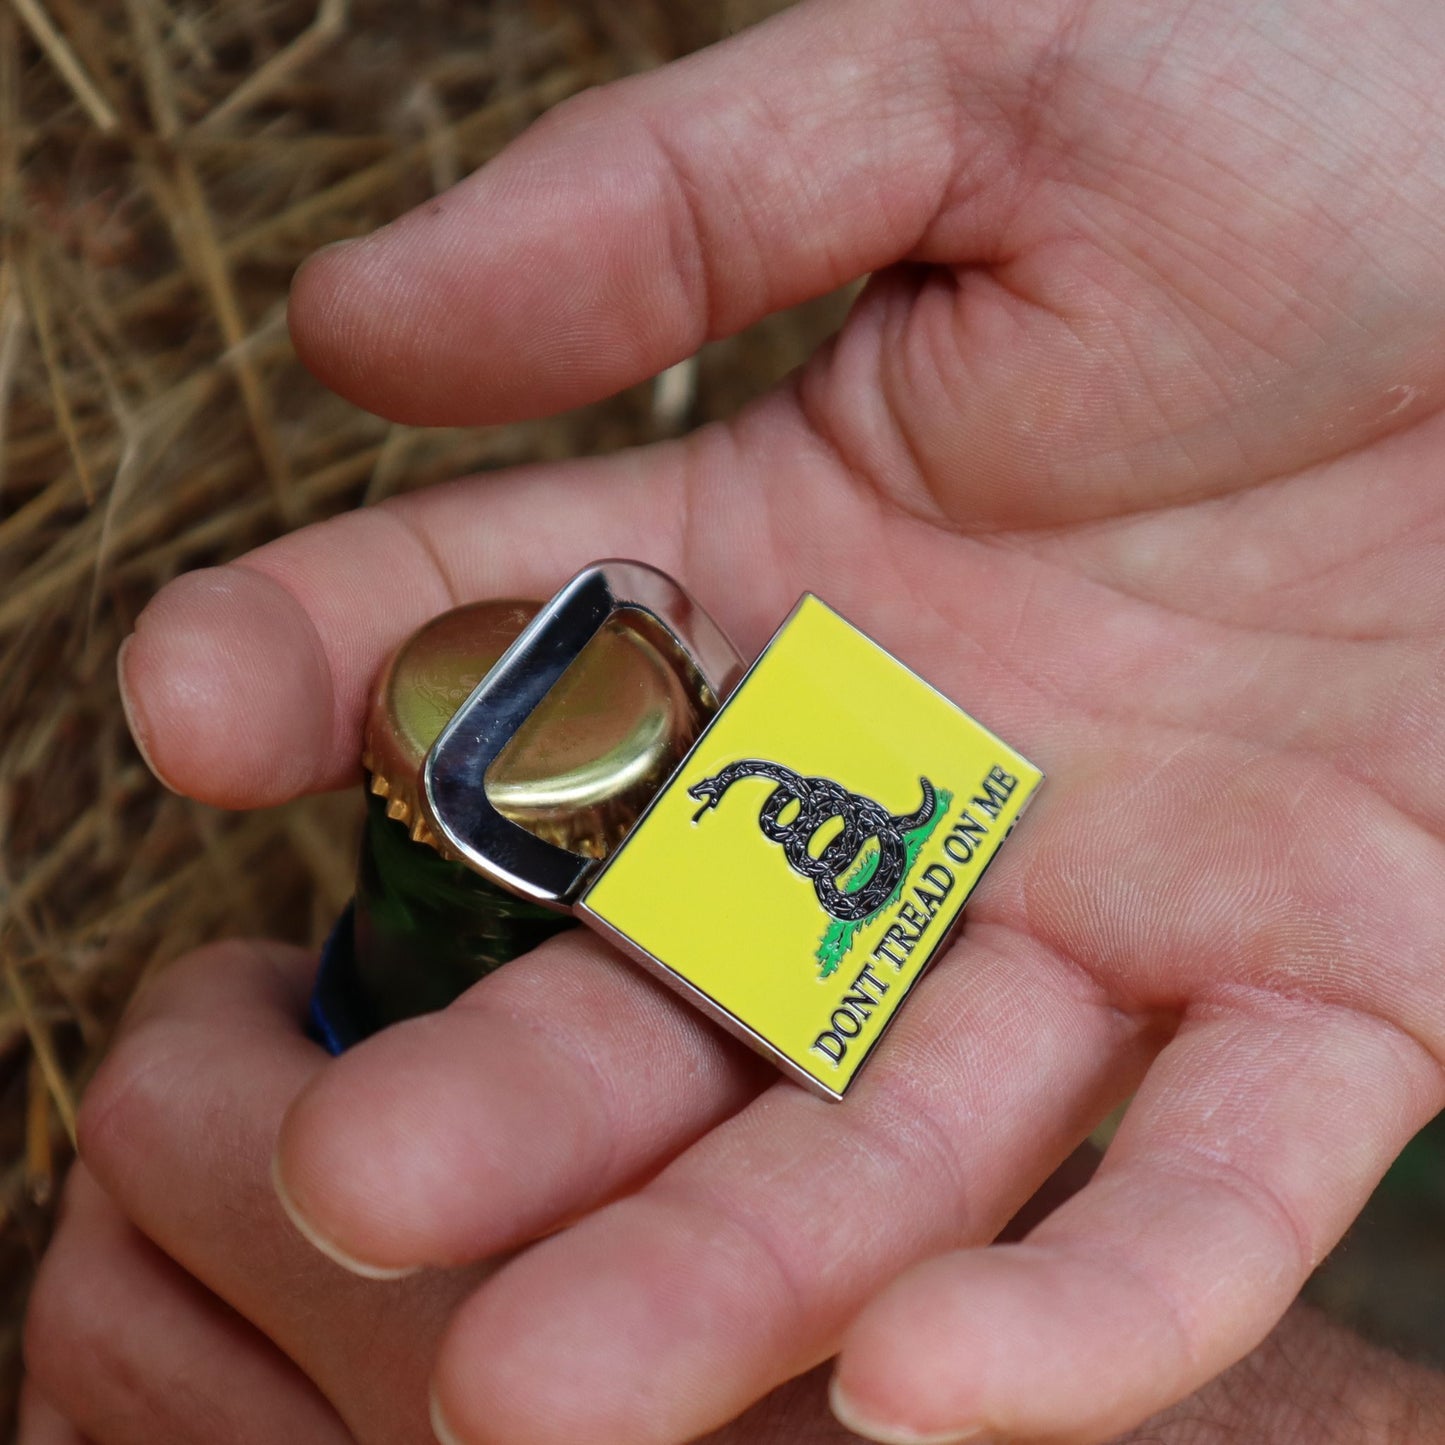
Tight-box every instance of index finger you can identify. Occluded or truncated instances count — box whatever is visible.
[117,393,861,811]
[117,435,760,809]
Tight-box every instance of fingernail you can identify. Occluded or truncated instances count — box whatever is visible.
[270,1151,419,1282]
[117,635,178,794]
[829,1376,994,1445]
[430,1389,467,1445]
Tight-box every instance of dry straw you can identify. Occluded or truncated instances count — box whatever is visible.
[0,0,841,1423]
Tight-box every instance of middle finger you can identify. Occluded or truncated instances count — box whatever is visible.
[274,928,768,1276]
[430,921,1150,1445]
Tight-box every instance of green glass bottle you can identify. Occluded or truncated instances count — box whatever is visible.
[313,598,715,1048]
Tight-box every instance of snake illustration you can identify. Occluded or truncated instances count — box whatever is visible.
[688,760,937,922]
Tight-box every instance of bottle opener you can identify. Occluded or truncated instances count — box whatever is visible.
[423,560,1043,1099]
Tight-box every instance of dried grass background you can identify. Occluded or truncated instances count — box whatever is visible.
[0,0,849,1425]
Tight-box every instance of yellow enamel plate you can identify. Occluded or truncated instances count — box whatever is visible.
[580,595,1043,1098]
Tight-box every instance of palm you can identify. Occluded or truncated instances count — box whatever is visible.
[102,0,1445,1442]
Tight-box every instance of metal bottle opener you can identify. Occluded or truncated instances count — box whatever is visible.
[423,560,1043,1099]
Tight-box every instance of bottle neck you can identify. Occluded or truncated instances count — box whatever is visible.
[350,789,573,1028]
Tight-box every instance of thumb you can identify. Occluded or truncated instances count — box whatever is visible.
[287,0,1022,426]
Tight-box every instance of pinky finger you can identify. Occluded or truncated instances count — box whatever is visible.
[831,998,1444,1444]
[18,1382,93,1445]
[24,1166,353,1445]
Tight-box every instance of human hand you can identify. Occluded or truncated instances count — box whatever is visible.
[18,942,848,1445]
[112,0,1445,1440]
[24,947,1445,1445]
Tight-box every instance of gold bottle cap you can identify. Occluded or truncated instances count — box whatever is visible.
[363,599,714,858]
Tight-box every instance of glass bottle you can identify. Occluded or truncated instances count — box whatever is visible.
[311,599,716,1051]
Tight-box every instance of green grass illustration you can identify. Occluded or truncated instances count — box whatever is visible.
[815,789,953,978]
